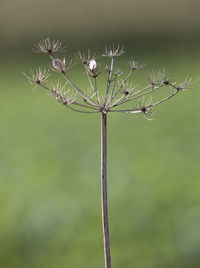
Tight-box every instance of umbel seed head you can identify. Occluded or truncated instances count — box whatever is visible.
[25,38,194,117]
[34,37,65,54]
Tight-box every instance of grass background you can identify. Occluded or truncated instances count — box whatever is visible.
[1,0,200,267]
[0,45,200,268]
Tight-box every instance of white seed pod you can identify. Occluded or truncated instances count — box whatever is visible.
[89,59,97,71]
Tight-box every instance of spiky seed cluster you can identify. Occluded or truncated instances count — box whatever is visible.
[24,67,50,86]
[77,50,96,65]
[148,71,165,86]
[25,38,193,117]
[114,69,123,77]
[34,37,65,54]
[128,60,145,71]
[139,97,153,114]
[103,45,125,58]
[49,81,76,105]
[176,77,193,91]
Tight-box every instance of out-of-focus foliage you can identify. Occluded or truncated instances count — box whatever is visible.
[1,0,200,48]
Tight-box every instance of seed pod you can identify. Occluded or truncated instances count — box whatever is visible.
[89,59,97,71]
[52,58,65,73]
[88,60,97,77]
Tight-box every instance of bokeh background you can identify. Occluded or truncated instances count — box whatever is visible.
[1,0,200,267]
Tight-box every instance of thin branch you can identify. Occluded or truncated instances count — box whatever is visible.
[39,83,52,93]
[94,76,102,106]
[85,65,95,92]
[106,74,118,108]
[111,70,133,100]
[112,84,164,107]
[104,58,114,107]
[109,109,142,114]
[62,72,98,107]
[84,61,102,105]
[65,105,100,113]
[147,89,179,108]
[39,83,99,111]
[110,94,127,108]
[73,101,99,110]
[129,84,152,98]
[111,84,152,108]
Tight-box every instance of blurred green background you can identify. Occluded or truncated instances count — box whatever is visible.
[1,0,200,267]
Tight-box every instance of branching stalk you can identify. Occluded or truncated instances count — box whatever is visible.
[104,58,114,107]
[62,72,98,107]
[84,65,101,105]
[25,38,193,268]
[112,84,164,107]
[148,89,179,108]
[107,74,118,108]
[111,70,133,100]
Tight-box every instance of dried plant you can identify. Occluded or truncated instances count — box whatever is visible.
[24,38,193,268]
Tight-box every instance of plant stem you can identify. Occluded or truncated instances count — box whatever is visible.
[101,112,111,268]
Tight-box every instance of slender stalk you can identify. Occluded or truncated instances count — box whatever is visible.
[62,72,98,107]
[147,89,179,108]
[111,70,133,100]
[112,84,163,107]
[107,74,118,108]
[101,112,111,268]
[94,76,102,106]
[104,58,114,107]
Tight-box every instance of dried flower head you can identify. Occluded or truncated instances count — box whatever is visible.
[49,81,76,105]
[176,77,193,91]
[34,37,65,54]
[128,60,145,71]
[138,97,153,120]
[114,69,123,77]
[23,67,50,87]
[76,50,96,65]
[103,45,124,58]
[148,71,164,86]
